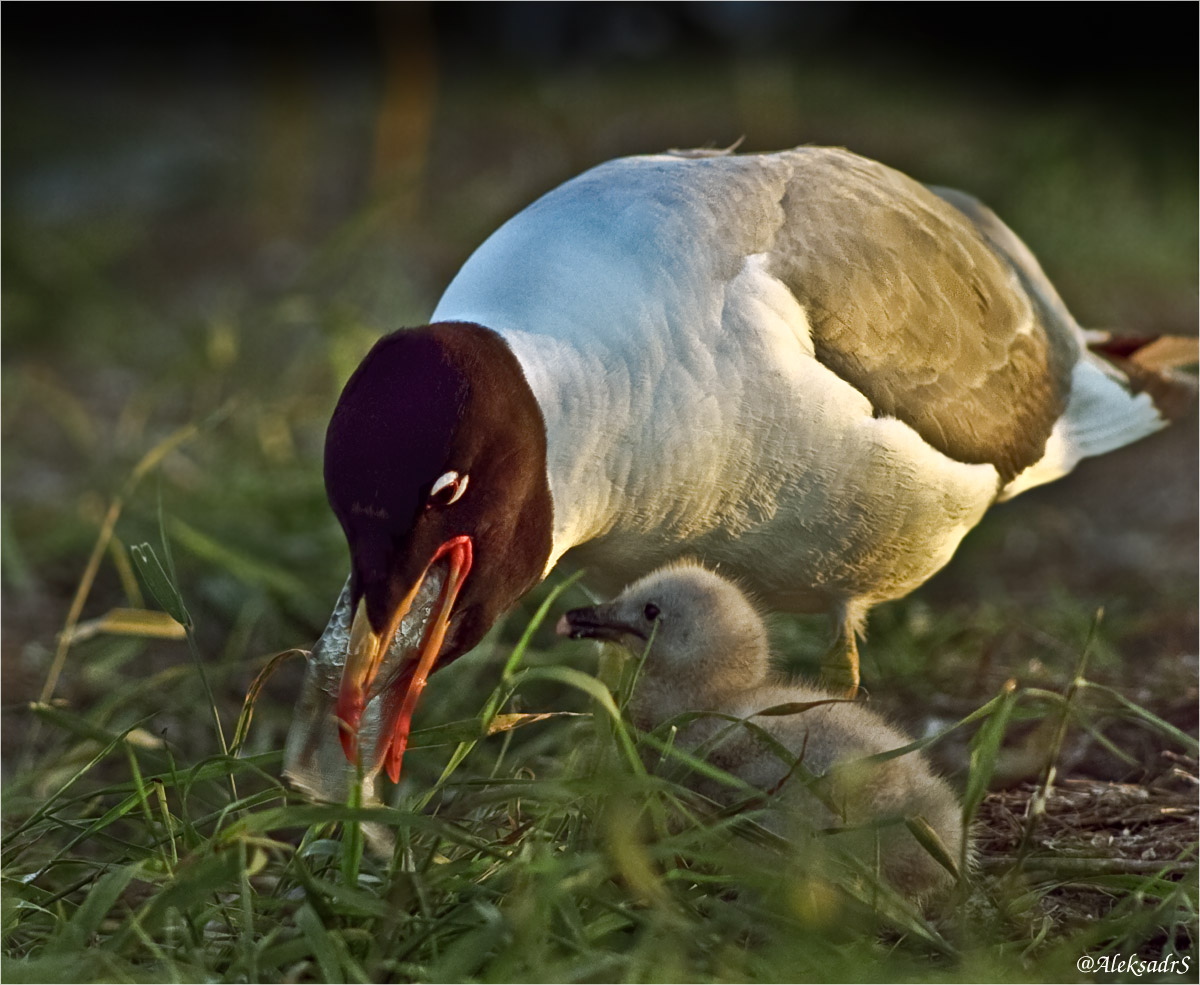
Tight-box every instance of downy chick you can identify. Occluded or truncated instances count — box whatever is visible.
[557,560,966,902]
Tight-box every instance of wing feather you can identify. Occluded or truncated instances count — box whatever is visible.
[765,149,1074,482]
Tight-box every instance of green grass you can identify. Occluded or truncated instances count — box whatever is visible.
[2,497,1196,981]
[3,45,1196,983]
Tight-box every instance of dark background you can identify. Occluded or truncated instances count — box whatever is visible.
[5,3,1197,83]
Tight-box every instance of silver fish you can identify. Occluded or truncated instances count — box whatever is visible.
[283,568,446,806]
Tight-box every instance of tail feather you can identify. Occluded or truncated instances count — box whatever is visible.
[1000,339,1195,502]
[1084,330,1199,373]
[1086,331,1198,422]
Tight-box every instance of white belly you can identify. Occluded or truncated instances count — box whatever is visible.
[546,348,1001,611]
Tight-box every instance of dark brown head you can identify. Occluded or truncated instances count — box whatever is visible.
[323,321,554,778]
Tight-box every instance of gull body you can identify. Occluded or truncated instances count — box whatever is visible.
[431,148,1165,614]
[288,146,1187,794]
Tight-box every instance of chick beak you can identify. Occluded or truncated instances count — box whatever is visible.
[336,535,474,781]
[555,605,646,643]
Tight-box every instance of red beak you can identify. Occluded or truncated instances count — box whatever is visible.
[336,535,474,782]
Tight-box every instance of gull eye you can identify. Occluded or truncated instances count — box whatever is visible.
[428,470,468,507]
[643,602,660,622]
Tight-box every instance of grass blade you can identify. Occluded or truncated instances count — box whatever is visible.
[60,607,186,645]
[37,416,215,706]
[58,863,145,951]
[962,678,1018,827]
[295,902,343,983]
[129,543,191,629]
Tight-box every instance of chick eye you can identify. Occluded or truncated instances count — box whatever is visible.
[643,602,660,622]
[428,470,469,507]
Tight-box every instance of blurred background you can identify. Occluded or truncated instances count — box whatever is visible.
[3,2,1196,786]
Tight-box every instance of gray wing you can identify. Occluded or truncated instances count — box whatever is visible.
[765,149,1078,483]
[928,183,1085,348]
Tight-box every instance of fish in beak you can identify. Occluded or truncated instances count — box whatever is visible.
[337,535,473,782]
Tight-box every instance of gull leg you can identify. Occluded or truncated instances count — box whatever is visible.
[819,624,859,696]
[819,603,863,697]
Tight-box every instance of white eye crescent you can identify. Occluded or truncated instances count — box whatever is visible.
[429,470,468,506]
